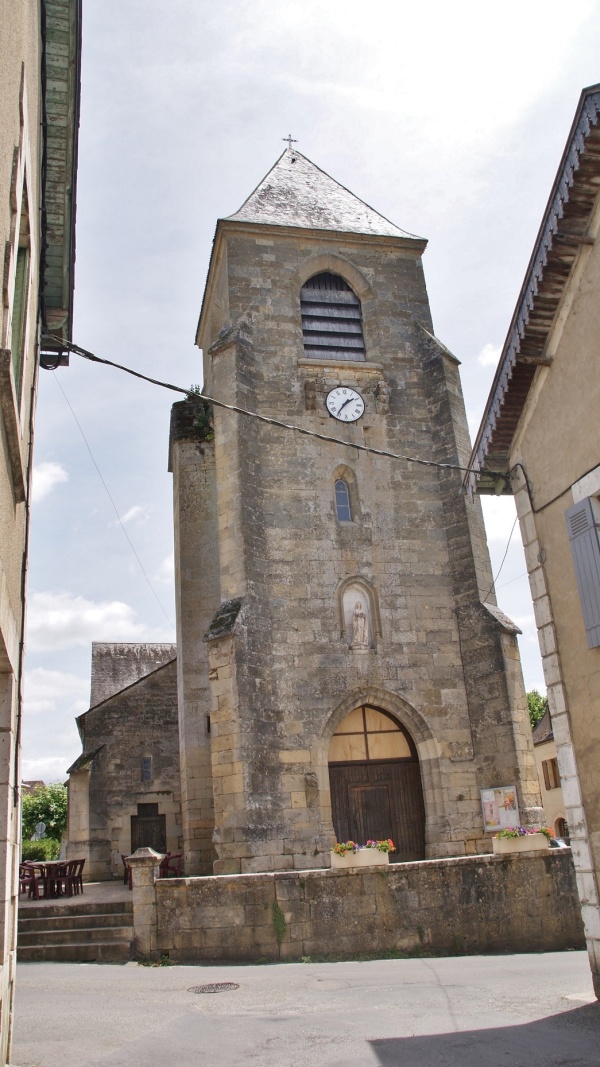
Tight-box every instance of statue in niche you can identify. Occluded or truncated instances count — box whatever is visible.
[351,600,369,649]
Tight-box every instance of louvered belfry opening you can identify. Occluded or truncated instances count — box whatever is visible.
[300,272,366,361]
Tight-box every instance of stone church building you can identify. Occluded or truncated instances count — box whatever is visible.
[65,643,181,881]
[168,146,543,877]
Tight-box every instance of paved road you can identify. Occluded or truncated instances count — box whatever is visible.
[11,952,600,1066]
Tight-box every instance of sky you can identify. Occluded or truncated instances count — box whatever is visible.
[22,0,600,782]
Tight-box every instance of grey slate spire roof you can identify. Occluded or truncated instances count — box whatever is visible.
[226,147,421,240]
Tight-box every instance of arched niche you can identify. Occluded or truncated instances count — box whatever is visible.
[312,685,448,861]
[301,272,365,361]
[337,575,380,650]
[290,253,380,361]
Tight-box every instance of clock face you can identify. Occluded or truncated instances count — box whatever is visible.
[326,387,365,423]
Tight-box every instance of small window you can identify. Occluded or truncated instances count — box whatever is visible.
[542,757,560,791]
[141,757,153,783]
[335,479,352,522]
[329,706,414,762]
[555,817,569,842]
[300,272,365,361]
[137,802,158,817]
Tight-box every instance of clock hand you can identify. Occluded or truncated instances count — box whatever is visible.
[337,396,354,414]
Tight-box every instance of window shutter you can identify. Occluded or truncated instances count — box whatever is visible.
[542,761,551,791]
[301,272,365,361]
[565,497,600,648]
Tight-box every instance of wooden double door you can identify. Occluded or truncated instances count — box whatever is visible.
[130,803,166,853]
[329,759,425,862]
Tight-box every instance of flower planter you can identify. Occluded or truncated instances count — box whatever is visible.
[330,849,390,869]
[492,833,549,855]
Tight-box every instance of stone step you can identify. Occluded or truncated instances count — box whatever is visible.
[19,910,132,933]
[17,940,132,963]
[21,899,133,920]
[18,924,134,947]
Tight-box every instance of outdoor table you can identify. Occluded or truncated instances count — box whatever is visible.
[30,861,71,899]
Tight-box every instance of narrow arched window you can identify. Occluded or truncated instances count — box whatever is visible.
[301,272,365,361]
[335,479,352,522]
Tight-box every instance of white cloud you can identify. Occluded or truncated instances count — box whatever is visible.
[513,612,538,641]
[477,343,501,368]
[117,504,150,526]
[466,411,479,437]
[21,669,90,782]
[21,669,96,784]
[481,496,523,544]
[188,1,594,143]
[21,756,74,783]
[26,591,152,652]
[24,667,89,716]
[32,462,69,503]
[155,552,174,582]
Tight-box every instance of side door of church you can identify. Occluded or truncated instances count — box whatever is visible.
[130,803,167,853]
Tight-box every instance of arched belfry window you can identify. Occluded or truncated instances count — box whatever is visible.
[300,272,365,361]
[335,479,352,522]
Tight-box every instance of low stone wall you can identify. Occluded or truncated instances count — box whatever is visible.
[154,851,585,962]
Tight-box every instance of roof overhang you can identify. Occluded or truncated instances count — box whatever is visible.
[466,84,600,497]
[39,0,82,368]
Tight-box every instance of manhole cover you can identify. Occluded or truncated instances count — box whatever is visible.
[188,982,240,994]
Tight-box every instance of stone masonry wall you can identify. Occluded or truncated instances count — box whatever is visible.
[184,220,542,874]
[155,850,584,963]
[67,660,181,880]
[170,403,219,875]
[89,643,177,707]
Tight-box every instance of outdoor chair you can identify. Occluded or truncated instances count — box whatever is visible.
[67,858,85,895]
[48,862,74,898]
[158,852,182,878]
[19,863,40,900]
[121,854,133,890]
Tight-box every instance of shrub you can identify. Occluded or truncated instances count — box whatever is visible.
[21,838,60,862]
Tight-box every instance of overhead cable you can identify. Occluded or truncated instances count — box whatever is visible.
[43,335,500,479]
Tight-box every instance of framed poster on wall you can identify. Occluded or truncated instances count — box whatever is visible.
[480,785,519,832]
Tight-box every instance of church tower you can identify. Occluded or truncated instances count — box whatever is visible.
[170,147,542,876]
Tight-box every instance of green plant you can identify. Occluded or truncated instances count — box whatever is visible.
[21,838,60,861]
[186,392,214,443]
[138,953,173,967]
[272,901,287,945]
[417,925,426,945]
[451,933,464,955]
[22,782,67,842]
[527,690,548,730]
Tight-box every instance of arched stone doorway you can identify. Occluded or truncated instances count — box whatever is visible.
[328,705,426,862]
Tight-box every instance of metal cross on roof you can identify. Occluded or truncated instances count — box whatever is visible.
[283,134,298,150]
